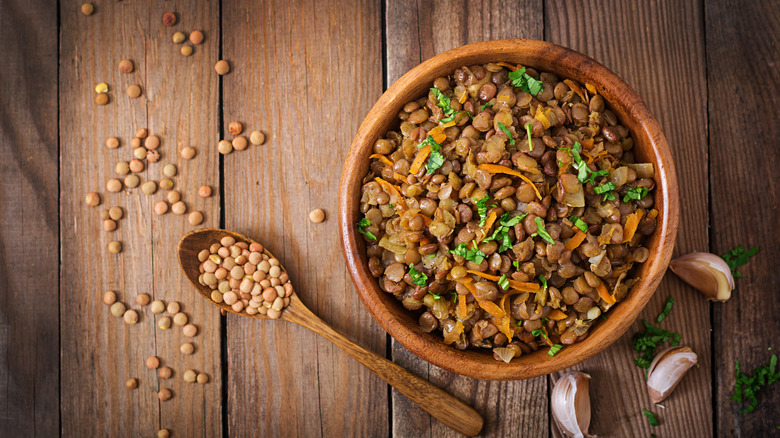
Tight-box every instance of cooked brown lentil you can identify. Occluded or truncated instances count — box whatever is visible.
[357,62,657,360]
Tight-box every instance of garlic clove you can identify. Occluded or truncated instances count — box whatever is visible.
[646,346,698,404]
[669,252,735,301]
[551,372,593,438]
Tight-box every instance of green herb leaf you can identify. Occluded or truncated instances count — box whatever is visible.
[408,264,428,286]
[512,260,520,270]
[483,212,527,253]
[623,187,649,203]
[451,292,458,303]
[357,217,376,241]
[539,274,548,291]
[431,87,456,123]
[548,344,564,357]
[525,123,534,151]
[731,354,780,413]
[497,122,515,145]
[508,67,544,96]
[532,328,547,340]
[498,274,509,290]
[563,141,610,185]
[532,217,555,245]
[601,315,609,321]
[569,215,588,233]
[643,409,660,427]
[632,319,682,370]
[594,182,617,201]
[427,149,445,174]
[721,245,759,279]
[480,102,494,112]
[450,243,487,265]
[656,296,674,323]
[429,292,441,300]
[476,195,494,227]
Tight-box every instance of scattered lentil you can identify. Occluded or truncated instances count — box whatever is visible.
[180,46,193,57]
[106,179,122,193]
[228,122,243,135]
[95,93,109,105]
[124,174,140,188]
[180,342,194,355]
[159,178,174,191]
[126,84,142,98]
[130,137,141,148]
[118,59,134,74]
[217,140,232,155]
[123,309,138,325]
[157,388,172,401]
[180,146,196,159]
[150,300,165,314]
[214,60,230,75]
[173,312,188,326]
[183,369,197,383]
[171,201,186,215]
[158,429,170,438]
[157,317,172,330]
[135,293,151,306]
[141,181,157,195]
[145,135,160,150]
[182,324,198,337]
[172,31,186,44]
[133,147,147,159]
[188,211,204,226]
[115,161,130,175]
[85,192,101,207]
[146,150,161,163]
[105,137,120,149]
[189,30,204,44]
[163,164,177,177]
[158,366,173,379]
[167,301,181,315]
[108,241,122,254]
[108,206,123,220]
[125,378,138,389]
[198,186,212,198]
[308,208,325,223]
[100,209,110,220]
[110,302,126,317]
[95,83,109,94]
[162,12,177,26]
[196,373,209,384]
[167,191,181,204]
[135,128,148,139]
[154,201,169,215]
[80,3,94,15]
[103,219,117,232]
[103,290,117,305]
[249,130,266,145]
[232,136,248,151]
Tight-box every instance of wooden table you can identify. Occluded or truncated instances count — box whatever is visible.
[1,0,777,436]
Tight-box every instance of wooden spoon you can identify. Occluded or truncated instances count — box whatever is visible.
[178,228,483,437]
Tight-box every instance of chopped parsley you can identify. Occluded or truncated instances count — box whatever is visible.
[498,274,509,290]
[525,123,534,151]
[476,195,494,227]
[483,212,527,253]
[601,315,609,321]
[508,67,544,96]
[643,409,660,426]
[623,186,649,203]
[562,141,608,185]
[430,88,456,123]
[512,260,520,270]
[532,217,554,245]
[594,182,617,201]
[451,292,458,302]
[429,292,441,300]
[532,328,547,340]
[497,122,515,145]
[656,296,674,323]
[408,264,428,286]
[632,319,681,370]
[721,245,759,278]
[356,218,376,241]
[569,215,588,233]
[548,344,564,357]
[732,354,780,413]
[419,135,445,174]
[480,102,494,112]
[539,274,548,291]
[450,243,487,264]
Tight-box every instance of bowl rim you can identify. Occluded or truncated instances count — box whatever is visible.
[338,38,679,380]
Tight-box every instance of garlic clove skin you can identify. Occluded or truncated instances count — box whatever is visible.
[669,252,735,301]
[551,372,593,438]
[646,346,698,404]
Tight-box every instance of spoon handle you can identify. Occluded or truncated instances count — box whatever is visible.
[285,299,483,437]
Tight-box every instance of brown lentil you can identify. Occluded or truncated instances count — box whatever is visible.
[103,219,117,232]
[110,302,125,317]
[135,128,148,139]
[217,140,233,155]
[125,378,138,389]
[171,201,187,215]
[124,174,140,188]
[249,130,266,145]
[180,46,193,57]
[106,179,122,193]
[188,211,204,226]
[154,201,169,215]
[145,148,159,162]
[158,366,173,379]
[173,312,188,326]
[133,147,147,159]
[95,93,109,105]
[214,60,230,75]
[196,373,209,384]
[159,178,174,191]
[135,293,151,306]
[157,317,172,330]
[189,30,204,44]
[308,208,325,223]
[228,122,243,135]
[150,300,165,314]
[172,31,186,44]
[167,190,181,204]
[181,146,196,159]
[108,206,123,220]
[85,192,101,207]
[146,356,160,370]
[123,309,138,325]
[232,136,248,151]
[183,369,197,383]
[81,3,94,15]
[103,290,117,305]
[100,209,111,220]
[180,342,195,355]
[130,137,141,148]
[158,430,170,438]
[129,159,145,174]
[141,181,157,195]
[182,324,198,337]
[119,59,134,74]
[115,161,130,175]
[107,241,122,254]
[145,135,160,150]
[166,301,180,315]
[163,164,177,177]
[157,388,172,401]
[105,137,120,149]
[198,186,212,198]
[126,84,142,98]
[162,12,176,26]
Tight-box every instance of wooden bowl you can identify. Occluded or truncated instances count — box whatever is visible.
[338,39,679,380]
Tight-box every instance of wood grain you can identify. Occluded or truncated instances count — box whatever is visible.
[60,1,221,436]
[0,0,59,435]
[385,2,548,436]
[546,0,712,436]
[221,0,387,436]
[706,0,780,435]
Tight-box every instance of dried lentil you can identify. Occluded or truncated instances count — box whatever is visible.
[108,206,123,220]
[103,219,117,232]
[154,201,169,215]
[80,3,94,15]
[158,430,170,438]
[162,12,176,26]
[150,300,165,314]
[125,378,138,389]
[110,302,125,317]
[103,291,117,305]
[228,122,243,135]
[130,137,141,148]
[188,211,203,226]
[167,191,181,204]
[133,147,147,159]
[182,324,198,337]
[180,46,193,57]
[308,208,325,223]
[249,130,265,145]
[157,388,172,401]
[180,342,194,355]
[141,181,157,195]
[173,312,188,326]
[158,366,172,379]
[214,60,230,75]
[108,241,122,254]
[196,373,209,384]
[85,192,101,207]
[146,150,160,163]
[157,317,171,330]
[180,146,196,159]
[189,30,204,44]
[95,93,109,105]
[217,140,232,155]
[232,136,248,151]
[118,59,134,74]
[183,369,197,383]
[171,201,186,215]
[163,164,177,177]
[159,178,174,191]
[135,293,151,306]
[126,84,142,98]
[145,135,160,150]
[172,31,186,44]
[166,301,180,315]
[123,309,138,325]
[124,174,140,188]
[198,186,212,198]
[105,137,120,149]
[115,161,130,175]
[135,128,148,139]
[106,179,122,193]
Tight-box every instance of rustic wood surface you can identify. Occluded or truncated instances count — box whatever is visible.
[0,0,776,436]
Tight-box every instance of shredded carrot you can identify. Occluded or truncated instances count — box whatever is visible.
[499,317,513,341]
[564,230,587,251]
[499,290,524,311]
[497,62,519,71]
[428,126,447,144]
[508,280,540,292]
[584,150,609,164]
[459,279,477,295]
[648,208,658,219]
[457,295,468,319]
[476,300,505,318]
[477,164,542,200]
[393,172,406,181]
[598,226,617,245]
[441,120,456,128]
[375,178,406,211]
[417,214,432,226]
[564,79,586,102]
[585,83,598,95]
[597,281,616,304]
[534,106,552,130]
[477,211,498,241]
[458,92,468,104]
[622,209,645,243]
[548,309,568,320]
[579,137,594,148]
[466,270,501,281]
[369,153,394,167]
[409,145,431,175]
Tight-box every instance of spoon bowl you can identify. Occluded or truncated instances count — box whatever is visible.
[177,228,484,437]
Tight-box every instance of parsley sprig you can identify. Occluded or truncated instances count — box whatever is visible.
[721,245,758,278]
[419,135,445,174]
[497,122,515,145]
[594,181,617,201]
[548,344,564,357]
[732,354,780,413]
[476,195,494,227]
[498,274,509,290]
[562,141,608,184]
[430,88,456,123]
[356,218,376,241]
[569,215,588,233]
[524,123,534,151]
[632,319,681,370]
[450,243,487,264]
[532,217,554,245]
[508,67,544,96]
[643,409,660,426]
[656,296,674,323]
[483,212,527,253]
[408,264,428,286]
[623,186,648,203]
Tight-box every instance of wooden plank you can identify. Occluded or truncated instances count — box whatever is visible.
[221,0,387,436]
[546,1,712,436]
[147,1,222,436]
[385,2,549,437]
[706,0,780,435]
[0,0,59,435]
[60,1,221,435]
